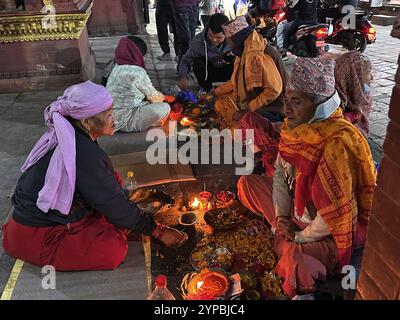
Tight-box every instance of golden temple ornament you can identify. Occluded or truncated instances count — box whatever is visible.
[0,2,92,43]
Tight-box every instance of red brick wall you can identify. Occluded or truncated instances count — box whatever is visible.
[356,15,400,300]
[87,0,147,36]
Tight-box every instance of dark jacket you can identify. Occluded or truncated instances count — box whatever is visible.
[294,0,318,22]
[157,0,172,5]
[178,27,232,79]
[171,0,198,7]
[12,125,156,235]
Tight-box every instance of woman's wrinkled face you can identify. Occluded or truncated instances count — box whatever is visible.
[86,106,115,138]
[285,90,317,129]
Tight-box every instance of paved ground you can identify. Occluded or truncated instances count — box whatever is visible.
[0,10,398,298]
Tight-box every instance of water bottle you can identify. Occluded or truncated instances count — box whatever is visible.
[147,275,176,300]
[124,171,138,198]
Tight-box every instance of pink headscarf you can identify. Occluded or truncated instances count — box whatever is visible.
[334,51,372,136]
[115,37,145,68]
[21,81,113,215]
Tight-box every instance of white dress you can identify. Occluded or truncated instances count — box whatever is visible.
[106,64,170,132]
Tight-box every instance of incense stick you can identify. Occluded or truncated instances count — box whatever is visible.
[227,96,239,111]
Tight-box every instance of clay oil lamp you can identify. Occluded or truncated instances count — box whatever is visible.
[189,197,202,210]
[180,117,195,127]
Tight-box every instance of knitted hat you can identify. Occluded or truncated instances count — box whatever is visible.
[288,57,336,97]
[222,15,249,39]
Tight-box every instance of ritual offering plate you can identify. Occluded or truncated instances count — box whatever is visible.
[182,269,230,299]
[190,244,232,270]
[204,207,245,230]
[215,191,236,207]
[131,189,174,214]
[136,198,165,214]
[188,107,210,118]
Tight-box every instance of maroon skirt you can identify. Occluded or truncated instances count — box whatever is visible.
[2,214,128,271]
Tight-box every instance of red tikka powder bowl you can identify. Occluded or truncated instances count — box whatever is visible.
[169,103,184,121]
[164,95,176,103]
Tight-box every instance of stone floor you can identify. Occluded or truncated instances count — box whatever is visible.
[0,9,398,298]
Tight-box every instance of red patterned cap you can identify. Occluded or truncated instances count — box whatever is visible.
[288,57,336,97]
[222,15,249,39]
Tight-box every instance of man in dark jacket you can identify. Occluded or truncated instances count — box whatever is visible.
[156,0,179,61]
[171,0,200,65]
[178,12,234,92]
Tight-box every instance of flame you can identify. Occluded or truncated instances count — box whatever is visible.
[180,117,193,126]
[190,197,201,209]
[197,281,204,290]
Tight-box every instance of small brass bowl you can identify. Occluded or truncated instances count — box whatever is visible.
[179,212,197,226]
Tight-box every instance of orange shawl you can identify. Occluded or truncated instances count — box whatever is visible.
[230,30,282,109]
[279,108,376,266]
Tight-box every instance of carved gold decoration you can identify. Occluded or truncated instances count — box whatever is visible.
[0,3,92,43]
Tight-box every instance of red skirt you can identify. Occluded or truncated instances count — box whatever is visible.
[2,215,128,271]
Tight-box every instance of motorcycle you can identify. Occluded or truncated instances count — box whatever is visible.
[247,4,329,57]
[287,22,330,57]
[271,11,329,57]
[318,4,376,52]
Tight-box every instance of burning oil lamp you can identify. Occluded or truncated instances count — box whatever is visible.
[189,197,202,210]
[180,117,194,127]
[197,281,204,290]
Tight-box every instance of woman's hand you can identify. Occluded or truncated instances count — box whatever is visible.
[152,224,188,248]
[275,216,299,242]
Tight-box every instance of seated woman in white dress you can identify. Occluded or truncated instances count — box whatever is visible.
[106,36,170,132]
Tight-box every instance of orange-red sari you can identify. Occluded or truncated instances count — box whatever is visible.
[279,108,376,266]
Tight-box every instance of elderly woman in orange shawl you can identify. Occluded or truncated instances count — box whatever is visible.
[237,57,376,298]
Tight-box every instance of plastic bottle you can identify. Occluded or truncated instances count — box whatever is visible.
[147,275,176,300]
[124,171,138,198]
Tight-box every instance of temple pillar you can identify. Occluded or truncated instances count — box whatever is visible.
[0,0,96,92]
[355,14,400,300]
[87,0,148,37]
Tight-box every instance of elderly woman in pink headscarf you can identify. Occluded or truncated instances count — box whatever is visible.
[334,51,373,137]
[2,81,186,271]
[106,36,171,133]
